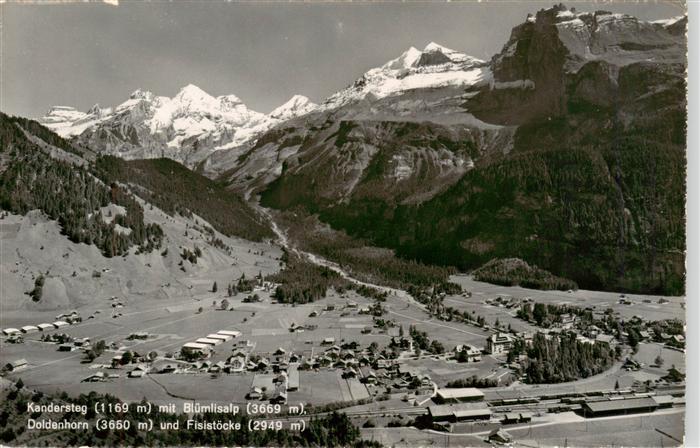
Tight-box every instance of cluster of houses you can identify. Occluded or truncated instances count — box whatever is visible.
[485,328,618,358]
[2,311,82,342]
[484,296,531,310]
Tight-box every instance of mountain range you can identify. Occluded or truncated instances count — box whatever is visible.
[40,85,318,167]
[33,5,688,294]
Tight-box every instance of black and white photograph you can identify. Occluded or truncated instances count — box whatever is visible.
[0,1,694,446]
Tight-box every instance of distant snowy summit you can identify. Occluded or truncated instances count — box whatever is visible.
[39,42,488,167]
[269,95,318,121]
[39,85,318,166]
[321,42,491,111]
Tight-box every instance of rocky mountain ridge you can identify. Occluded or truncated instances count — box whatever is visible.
[40,85,318,167]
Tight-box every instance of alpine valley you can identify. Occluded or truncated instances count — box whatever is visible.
[32,4,687,295]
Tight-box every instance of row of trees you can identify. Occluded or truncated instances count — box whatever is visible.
[445,375,499,388]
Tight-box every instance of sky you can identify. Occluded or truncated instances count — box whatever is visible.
[0,1,685,118]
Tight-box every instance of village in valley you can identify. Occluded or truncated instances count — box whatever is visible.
[0,221,686,446]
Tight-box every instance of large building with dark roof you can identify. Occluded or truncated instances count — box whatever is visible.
[581,397,658,417]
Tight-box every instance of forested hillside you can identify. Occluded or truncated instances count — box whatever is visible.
[0,113,163,257]
[93,156,273,242]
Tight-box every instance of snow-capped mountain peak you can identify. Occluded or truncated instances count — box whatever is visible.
[322,42,490,111]
[382,46,422,70]
[423,41,449,52]
[129,88,155,101]
[174,83,216,105]
[39,84,322,167]
[268,95,318,120]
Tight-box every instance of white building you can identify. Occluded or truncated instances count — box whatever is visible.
[486,333,515,354]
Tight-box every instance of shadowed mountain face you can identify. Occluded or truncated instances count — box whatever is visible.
[256,5,686,295]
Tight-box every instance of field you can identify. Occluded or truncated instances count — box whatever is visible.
[506,409,684,447]
[2,279,498,406]
[449,275,686,324]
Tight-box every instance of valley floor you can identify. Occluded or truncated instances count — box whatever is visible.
[0,208,686,447]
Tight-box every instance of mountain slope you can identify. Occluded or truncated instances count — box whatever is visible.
[212,42,510,201]
[0,113,281,313]
[256,5,686,295]
[0,112,164,258]
[93,156,274,242]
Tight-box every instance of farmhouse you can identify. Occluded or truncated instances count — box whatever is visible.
[128,366,147,378]
[595,334,615,346]
[9,359,28,371]
[559,313,577,329]
[21,325,39,333]
[582,397,658,418]
[270,390,287,404]
[74,338,90,347]
[82,371,106,382]
[2,328,20,336]
[37,323,54,331]
[52,321,69,329]
[7,334,23,344]
[455,344,482,362]
[434,388,484,404]
[486,333,514,354]
[489,429,513,444]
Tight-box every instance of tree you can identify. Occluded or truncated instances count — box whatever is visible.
[614,379,620,390]
[120,351,133,365]
[29,274,45,302]
[220,299,230,310]
[654,355,664,367]
[627,330,640,352]
[212,281,218,293]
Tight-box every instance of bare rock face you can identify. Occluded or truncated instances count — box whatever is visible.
[469,4,686,125]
